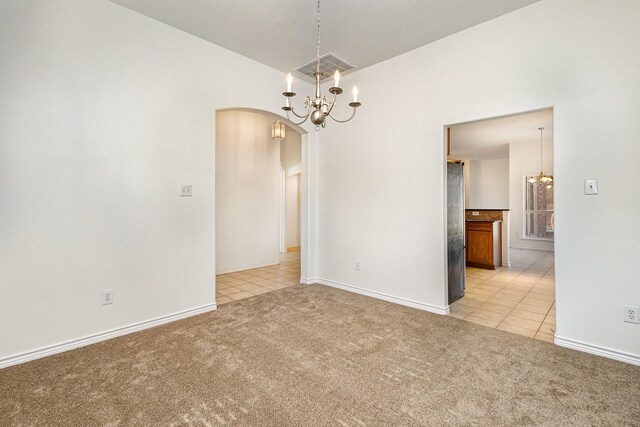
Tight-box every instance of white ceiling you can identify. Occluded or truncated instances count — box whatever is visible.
[449,109,553,160]
[109,0,541,82]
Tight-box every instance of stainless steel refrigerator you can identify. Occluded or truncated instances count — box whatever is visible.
[447,161,465,304]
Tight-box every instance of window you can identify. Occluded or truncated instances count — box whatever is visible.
[523,177,554,240]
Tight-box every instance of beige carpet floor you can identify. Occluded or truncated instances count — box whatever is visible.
[1,285,639,426]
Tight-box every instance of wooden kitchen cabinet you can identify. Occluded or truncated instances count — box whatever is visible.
[466,220,502,270]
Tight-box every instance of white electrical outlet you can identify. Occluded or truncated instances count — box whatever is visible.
[624,306,639,324]
[102,289,113,305]
[355,261,361,271]
[180,184,193,197]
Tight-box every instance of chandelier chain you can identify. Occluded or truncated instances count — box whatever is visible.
[539,127,544,171]
[316,0,321,74]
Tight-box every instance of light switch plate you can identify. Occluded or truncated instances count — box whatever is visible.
[584,179,598,195]
[180,184,193,197]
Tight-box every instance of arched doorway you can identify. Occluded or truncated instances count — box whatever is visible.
[214,108,310,305]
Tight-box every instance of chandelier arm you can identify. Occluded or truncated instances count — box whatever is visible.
[286,110,311,126]
[328,107,357,123]
[287,104,311,119]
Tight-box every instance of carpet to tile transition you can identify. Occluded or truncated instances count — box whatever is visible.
[1,285,639,426]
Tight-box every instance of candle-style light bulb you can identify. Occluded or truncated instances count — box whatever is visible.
[353,86,358,102]
[334,70,340,88]
[287,73,292,92]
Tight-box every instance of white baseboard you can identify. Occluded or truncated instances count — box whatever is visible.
[316,278,449,315]
[0,303,217,370]
[555,336,640,366]
[509,245,555,252]
[300,277,317,285]
[216,259,279,275]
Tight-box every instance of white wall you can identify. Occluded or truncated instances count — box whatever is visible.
[286,175,300,248]
[215,110,280,273]
[465,158,509,209]
[0,0,315,364]
[283,130,302,248]
[284,129,302,175]
[318,0,640,359]
[509,139,554,251]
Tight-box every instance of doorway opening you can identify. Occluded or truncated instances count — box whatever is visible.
[445,108,556,342]
[215,109,305,305]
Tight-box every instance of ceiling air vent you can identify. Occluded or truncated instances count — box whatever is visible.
[296,53,356,81]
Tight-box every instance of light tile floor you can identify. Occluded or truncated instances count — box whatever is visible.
[449,248,555,342]
[216,252,300,305]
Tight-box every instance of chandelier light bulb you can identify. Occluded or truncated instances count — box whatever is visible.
[353,86,358,102]
[286,73,292,92]
[334,70,340,88]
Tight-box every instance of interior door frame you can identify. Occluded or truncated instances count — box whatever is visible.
[442,106,556,309]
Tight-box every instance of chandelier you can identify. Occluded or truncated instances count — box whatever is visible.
[528,127,553,184]
[281,0,361,131]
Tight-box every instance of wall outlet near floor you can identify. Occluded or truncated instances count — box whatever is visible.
[102,289,114,305]
[624,305,639,324]
[355,261,361,271]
